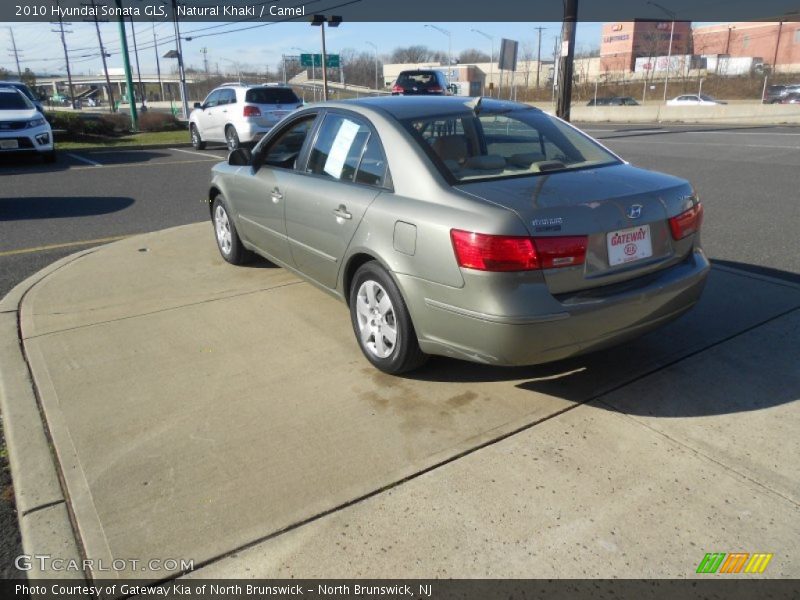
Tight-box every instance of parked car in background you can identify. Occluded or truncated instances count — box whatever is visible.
[0,87,55,162]
[667,94,727,106]
[207,96,708,374]
[189,83,303,151]
[0,81,44,113]
[763,84,800,104]
[780,92,800,104]
[391,70,451,96]
[587,96,640,106]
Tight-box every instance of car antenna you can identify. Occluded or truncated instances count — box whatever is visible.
[466,96,482,115]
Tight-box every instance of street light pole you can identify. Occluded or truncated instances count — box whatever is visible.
[426,24,452,82]
[471,29,494,97]
[648,1,677,103]
[311,15,341,102]
[170,0,189,119]
[366,41,378,91]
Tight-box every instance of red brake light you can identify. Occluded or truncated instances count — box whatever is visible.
[450,230,588,272]
[669,202,703,240]
[243,105,261,117]
[391,84,403,93]
[534,236,588,269]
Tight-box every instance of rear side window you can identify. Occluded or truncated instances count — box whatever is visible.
[307,113,388,187]
[245,88,300,104]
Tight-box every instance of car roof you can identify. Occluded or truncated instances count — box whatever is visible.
[332,96,538,120]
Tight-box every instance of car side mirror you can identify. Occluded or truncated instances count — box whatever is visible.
[193,102,202,110]
[228,147,252,166]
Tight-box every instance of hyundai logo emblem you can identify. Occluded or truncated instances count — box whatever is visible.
[627,204,643,219]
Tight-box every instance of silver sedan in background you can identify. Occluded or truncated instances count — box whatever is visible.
[208,96,709,374]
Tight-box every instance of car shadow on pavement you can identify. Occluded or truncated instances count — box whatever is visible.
[0,196,134,220]
[405,261,800,418]
[0,153,70,173]
[77,150,175,165]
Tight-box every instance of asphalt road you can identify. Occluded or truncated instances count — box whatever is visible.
[0,124,798,577]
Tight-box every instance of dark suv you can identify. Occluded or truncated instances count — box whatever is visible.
[764,84,800,104]
[391,70,451,96]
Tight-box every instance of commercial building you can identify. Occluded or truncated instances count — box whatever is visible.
[600,20,691,74]
[692,22,800,73]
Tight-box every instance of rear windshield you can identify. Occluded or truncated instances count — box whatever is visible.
[402,107,621,183]
[397,72,441,88]
[245,87,300,104]
[0,90,33,110]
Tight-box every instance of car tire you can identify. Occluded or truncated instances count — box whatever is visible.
[212,194,252,265]
[190,124,206,150]
[349,262,427,374]
[225,125,240,151]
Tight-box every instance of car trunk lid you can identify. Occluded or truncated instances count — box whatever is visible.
[455,164,696,294]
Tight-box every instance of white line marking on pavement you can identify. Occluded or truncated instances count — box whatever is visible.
[606,139,800,150]
[684,130,800,137]
[66,153,102,167]
[170,147,224,159]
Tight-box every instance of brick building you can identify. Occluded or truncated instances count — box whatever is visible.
[600,20,691,74]
[692,22,800,73]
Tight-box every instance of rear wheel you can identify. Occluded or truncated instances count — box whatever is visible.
[190,124,206,150]
[225,125,240,151]
[212,194,252,265]
[349,262,427,374]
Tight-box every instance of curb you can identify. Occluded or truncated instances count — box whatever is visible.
[0,247,101,581]
[58,141,198,153]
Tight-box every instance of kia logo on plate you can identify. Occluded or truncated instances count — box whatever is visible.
[626,204,643,219]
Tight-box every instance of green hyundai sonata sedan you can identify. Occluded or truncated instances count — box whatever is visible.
[208,96,709,374]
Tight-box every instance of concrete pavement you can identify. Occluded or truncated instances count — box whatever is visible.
[0,223,798,581]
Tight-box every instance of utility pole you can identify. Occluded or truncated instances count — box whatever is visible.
[114,0,137,129]
[170,0,189,119]
[471,29,494,97]
[366,41,378,91]
[535,26,545,88]
[7,27,22,79]
[556,0,578,120]
[200,47,209,78]
[128,17,145,107]
[54,1,77,109]
[311,15,342,102]
[87,0,115,113]
[152,22,164,100]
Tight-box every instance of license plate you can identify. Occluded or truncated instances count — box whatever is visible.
[607,224,653,266]
[0,139,19,149]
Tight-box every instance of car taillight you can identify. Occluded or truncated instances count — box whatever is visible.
[669,203,703,240]
[391,84,403,93]
[450,230,587,272]
[243,105,261,117]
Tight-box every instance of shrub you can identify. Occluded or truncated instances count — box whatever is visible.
[98,112,132,133]
[138,111,182,132]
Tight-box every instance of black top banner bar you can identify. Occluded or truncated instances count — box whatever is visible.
[4,0,800,23]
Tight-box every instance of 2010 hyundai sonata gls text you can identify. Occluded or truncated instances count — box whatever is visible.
[208,96,709,374]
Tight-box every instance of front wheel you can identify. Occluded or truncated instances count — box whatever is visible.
[225,126,240,151]
[349,262,427,374]
[190,124,206,150]
[212,195,252,265]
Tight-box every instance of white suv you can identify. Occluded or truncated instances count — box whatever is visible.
[189,83,303,151]
[0,87,55,162]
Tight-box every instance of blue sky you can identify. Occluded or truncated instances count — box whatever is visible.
[1,21,604,76]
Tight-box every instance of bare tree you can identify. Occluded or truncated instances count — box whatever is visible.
[458,48,490,64]
[391,45,433,64]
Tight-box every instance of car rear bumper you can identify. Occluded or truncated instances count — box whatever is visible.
[397,248,710,366]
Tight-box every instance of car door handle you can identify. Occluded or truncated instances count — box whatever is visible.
[270,188,283,203]
[333,205,352,220]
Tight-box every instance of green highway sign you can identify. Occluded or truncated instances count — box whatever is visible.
[299,53,340,68]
